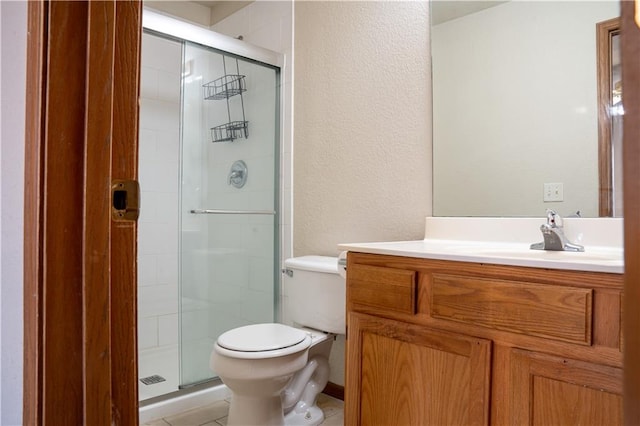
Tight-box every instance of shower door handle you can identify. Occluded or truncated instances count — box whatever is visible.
[190,209,275,215]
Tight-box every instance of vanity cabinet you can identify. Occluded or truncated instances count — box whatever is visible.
[345,252,623,426]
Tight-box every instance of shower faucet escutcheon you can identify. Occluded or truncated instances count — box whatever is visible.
[530,209,584,252]
[228,160,248,188]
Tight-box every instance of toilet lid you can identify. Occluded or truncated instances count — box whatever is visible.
[217,323,308,352]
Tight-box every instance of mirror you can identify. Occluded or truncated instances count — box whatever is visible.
[431,1,620,217]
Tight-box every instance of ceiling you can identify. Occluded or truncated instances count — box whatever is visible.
[144,0,252,26]
[192,0,252,24]
[431,1,508,25]
[148,1,506,30]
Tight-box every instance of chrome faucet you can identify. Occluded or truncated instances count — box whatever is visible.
[530,209,584,252]
[227,160,247,188]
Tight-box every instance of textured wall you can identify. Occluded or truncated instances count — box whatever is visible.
[1,1,26,423]
[294,1,432,256]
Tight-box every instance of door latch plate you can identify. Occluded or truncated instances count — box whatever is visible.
[111,179,140,221]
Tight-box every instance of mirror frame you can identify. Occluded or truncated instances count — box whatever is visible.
[597,17,621,217]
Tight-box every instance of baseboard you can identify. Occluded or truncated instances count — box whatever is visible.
[322,381,344,401]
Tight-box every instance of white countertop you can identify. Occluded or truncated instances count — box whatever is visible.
[337,239,624,274]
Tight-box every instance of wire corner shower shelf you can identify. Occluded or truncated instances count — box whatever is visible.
[203,57,249,143]
[209,120,249,143]
[203,74,246,100]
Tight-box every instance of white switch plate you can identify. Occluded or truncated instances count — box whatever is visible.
[543,183,563,202]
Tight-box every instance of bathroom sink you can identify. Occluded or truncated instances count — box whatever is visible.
[469,248,621,262]
[444,244,623,263]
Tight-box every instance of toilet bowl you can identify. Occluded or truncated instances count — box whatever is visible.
[210,256,345,426]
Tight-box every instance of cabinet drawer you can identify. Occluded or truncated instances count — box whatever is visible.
[430,274,592,345]
[348,264,416,315]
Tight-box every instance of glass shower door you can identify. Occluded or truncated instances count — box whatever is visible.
[179,41,280,386]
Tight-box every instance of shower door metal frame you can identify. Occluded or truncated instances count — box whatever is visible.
[142,9,284,69]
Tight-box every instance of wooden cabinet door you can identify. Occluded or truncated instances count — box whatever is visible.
[346,312,491,426]
[510,348,622,425]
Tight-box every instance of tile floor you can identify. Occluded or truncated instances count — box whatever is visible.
[143,393,344,426]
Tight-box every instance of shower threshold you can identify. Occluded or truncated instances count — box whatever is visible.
[139,378,229,424]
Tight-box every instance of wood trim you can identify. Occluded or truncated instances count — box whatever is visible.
[490,344,512,425]
[23,1,141,423]
[322,382,345,401]
[111,1,142,422]
[622,1,640,424]
[83,2,116,423]
[597,17,620,217]
[345,313,364,426]
[23,1,46,424]
[43,3,89,421]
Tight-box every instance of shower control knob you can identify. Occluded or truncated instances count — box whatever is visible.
[228,160,248,188]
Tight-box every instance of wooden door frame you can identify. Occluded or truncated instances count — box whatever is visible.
[597,17,621,217]
[23,1,141,424]
[623,0,640,424]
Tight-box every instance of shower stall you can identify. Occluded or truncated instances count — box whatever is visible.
[137,10,283,405]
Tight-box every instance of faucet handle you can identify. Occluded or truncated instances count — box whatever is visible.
[545,209,563,228]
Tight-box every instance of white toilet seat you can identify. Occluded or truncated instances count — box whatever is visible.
[215,323,312,360]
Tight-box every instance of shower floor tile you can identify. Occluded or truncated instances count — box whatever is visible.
[143,393,344,426]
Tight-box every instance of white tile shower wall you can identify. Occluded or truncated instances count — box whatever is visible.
[180,45,210,368]
[212,1,294,294]
[186,30,281,341]
[138,33,182,389]
[180,45,214,363]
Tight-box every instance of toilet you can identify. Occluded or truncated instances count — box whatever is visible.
[210,256,346,426]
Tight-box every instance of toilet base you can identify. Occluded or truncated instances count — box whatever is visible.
[284,404,324,426]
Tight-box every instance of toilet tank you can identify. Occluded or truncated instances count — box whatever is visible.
[283,256,345,334]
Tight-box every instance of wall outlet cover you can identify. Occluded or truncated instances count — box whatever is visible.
[543,182,564,202]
